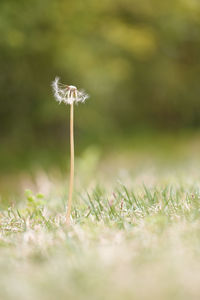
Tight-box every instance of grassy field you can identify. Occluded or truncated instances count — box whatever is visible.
[1,134,200,300]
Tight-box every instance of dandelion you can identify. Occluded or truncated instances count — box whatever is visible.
[52,77,89,225]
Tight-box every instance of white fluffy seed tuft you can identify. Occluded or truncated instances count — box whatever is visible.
[52,77,89,105]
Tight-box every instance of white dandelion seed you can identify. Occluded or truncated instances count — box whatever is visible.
[52,77,89,105]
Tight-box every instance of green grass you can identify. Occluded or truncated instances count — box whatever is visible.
[1,134,200,300]
[1,171,200,300]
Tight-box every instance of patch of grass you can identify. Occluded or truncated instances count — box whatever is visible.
[1,177,200,300]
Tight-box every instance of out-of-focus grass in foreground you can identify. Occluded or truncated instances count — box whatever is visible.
[1,164,200,299]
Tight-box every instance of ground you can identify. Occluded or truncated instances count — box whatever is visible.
[1,134,200,300]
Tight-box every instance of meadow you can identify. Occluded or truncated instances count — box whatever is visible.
[1,0,200,299]
[1,133,200,300]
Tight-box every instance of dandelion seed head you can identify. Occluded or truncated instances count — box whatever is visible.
[68,85,77,89]
[52,77,89,105]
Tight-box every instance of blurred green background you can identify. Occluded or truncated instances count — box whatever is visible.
[1,0,200,175]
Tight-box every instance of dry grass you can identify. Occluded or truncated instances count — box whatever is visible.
[1,138,200,300]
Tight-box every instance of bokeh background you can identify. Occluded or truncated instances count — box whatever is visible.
[1,0,200,187]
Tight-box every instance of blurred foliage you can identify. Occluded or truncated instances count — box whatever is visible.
[1,0,200,170]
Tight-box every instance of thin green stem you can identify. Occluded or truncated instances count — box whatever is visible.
[66,103,74,225]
